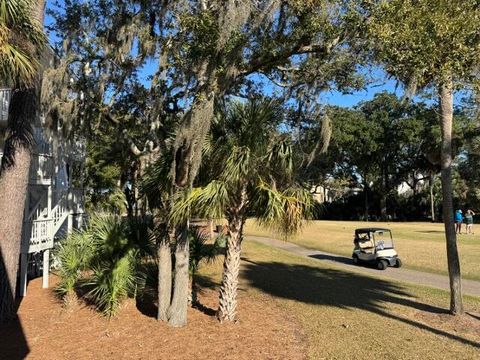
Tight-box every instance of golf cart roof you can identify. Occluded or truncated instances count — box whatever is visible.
[355,228,391,234]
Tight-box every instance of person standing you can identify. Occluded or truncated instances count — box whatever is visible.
[455,209,463,234]
[465,209,475,234]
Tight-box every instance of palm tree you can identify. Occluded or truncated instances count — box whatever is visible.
[0,0,46,322]
[173,99,314,322]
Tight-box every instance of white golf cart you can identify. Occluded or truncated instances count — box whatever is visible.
[352,228,402,270]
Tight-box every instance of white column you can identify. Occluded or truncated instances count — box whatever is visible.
[20,253,28,296]
[67,190,73,234]
[42,249,50,288]
[47,184,52,218]
[67,213,73,234]
[77,213,84,229]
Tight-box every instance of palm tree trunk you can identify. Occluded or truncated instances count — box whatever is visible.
[0,1,45,322]
[429,174,436,222]
[168,226,189,327]
[217,215,243,322]
[157,227,173,321]
[439,79,463,315]
[0,146,30,321]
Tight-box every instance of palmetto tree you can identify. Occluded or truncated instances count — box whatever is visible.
[0,0,46,322]
[173,99,314,322]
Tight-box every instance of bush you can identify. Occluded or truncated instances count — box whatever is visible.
[54,214,153,316]
[54,230,96,308]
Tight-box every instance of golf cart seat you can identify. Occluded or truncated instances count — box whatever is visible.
[358,239,375,254]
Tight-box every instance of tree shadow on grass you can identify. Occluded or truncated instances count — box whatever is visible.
[415,230,445,234]
[242,258,479,349]
[467,312,480,321]
[309,254,354,266]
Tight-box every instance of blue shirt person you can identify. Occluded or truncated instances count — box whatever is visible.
[455,209,463,234]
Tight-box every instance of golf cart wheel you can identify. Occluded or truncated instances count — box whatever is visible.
[395,258,402,268]
[377,260,388,270]
[352,255,359,265]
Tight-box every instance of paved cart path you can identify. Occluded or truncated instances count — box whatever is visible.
[246,235,480,297]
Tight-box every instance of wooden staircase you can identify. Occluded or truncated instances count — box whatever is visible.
[22,189,84,253]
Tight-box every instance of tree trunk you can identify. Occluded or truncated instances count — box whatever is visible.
[157,227,173,321]
[380,165,388,220]
[363,175,369,221]
[439,80,463,315]
[380,194,387,221]
[168,226,189,327]
[217,215,244,322]
[0,147,30,321]
[0,0,45,321]
[429,174,436,222]
[0,6,48,322]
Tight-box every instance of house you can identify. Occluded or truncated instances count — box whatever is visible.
[0,87,86,296]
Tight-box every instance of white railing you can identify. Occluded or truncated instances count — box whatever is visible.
[24,219,54,253]
[23,187,85,253]
[29,154,53,183]
[52,193,68,233]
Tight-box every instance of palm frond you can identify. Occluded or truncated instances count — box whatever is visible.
[170,180,230,224]
[88,213,128,257]
[0,43,37,81]
[220,146,252,184]
[54,229,96,297]
[188,228,220,273]
[141,152,174,210]
[85,249,139,317]
[253,182,314,239]
[0,0,46,85]
[267,136,294,179]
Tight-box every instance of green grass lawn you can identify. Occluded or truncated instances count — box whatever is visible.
[244,220,480,281]
[201,240,480,359]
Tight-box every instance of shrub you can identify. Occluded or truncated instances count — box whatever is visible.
[54,214,153,316]
[54,230,95,308]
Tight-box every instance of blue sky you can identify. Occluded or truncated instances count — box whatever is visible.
[324,80,400,107]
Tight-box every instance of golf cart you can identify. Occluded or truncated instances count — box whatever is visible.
[352,228,402,270]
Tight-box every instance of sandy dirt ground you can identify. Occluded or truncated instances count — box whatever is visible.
[0,276,307,360]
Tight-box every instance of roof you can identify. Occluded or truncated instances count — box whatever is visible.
[355,228,391,233]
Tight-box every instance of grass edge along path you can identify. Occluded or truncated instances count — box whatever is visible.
[244,220,480,281]
[238,239,480,360]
